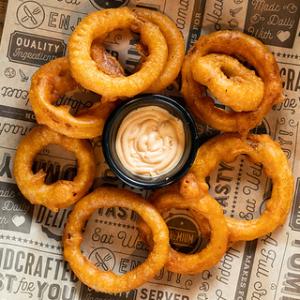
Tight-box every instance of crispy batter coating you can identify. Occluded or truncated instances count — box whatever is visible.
[63,187,169,293]
[13,126,96,212]
[188,134,294,242]
[29,57,116,139]
[68,7,168,99]
[192,54,264,112]
[182,30,282,135]
[139,175,228,274]
[133,8,185,92]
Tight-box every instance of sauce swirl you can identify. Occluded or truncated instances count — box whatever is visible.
[116,106,185,177]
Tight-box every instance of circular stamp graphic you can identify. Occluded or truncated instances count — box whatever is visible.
[166,214,204,254]
[17,1,45,29]
[4,67,16,78]
[89,0,129,9]
[89,247,116,271]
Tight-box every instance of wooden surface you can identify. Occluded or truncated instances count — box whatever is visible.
[0,0,7,39]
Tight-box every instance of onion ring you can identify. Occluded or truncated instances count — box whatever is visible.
[29,57,117,139]
[139,174,228,274]
[182,30,282,134]
[63,187,169,293]
[187,133,294,242]
[192,54,264,112]
[13,126,96,212]
[68,7,168,98]
[133,8,185,92]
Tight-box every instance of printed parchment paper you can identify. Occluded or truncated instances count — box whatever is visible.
[0,0,299,299]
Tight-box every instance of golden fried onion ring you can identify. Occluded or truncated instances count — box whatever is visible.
[182,30,282,134]
[13,126,96,212]
[63,187,169,293]
[30,57,116,139]
[192,54,264,112]
[68,7,168,98]
[139,174,228,274]
[133,8,185,92]
[187,134,294,242]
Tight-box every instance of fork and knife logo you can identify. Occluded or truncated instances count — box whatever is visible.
[17,1,45,29]
[21,5,41,25]
[89,247,116,272]
[95,251,113,271]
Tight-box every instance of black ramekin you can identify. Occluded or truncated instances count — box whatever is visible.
[102,94,199,189]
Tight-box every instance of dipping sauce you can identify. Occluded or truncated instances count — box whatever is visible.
[115,106,185,178]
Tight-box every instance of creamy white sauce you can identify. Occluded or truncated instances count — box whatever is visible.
[115,106,185,178]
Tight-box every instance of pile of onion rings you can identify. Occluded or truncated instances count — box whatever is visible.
[182,30,282,135]
[137,134,293,275]
[28,7,184,139]
[68,7,184,99]
[139,173,229,274]
[29,57,116,139]
[12,6,294,295]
